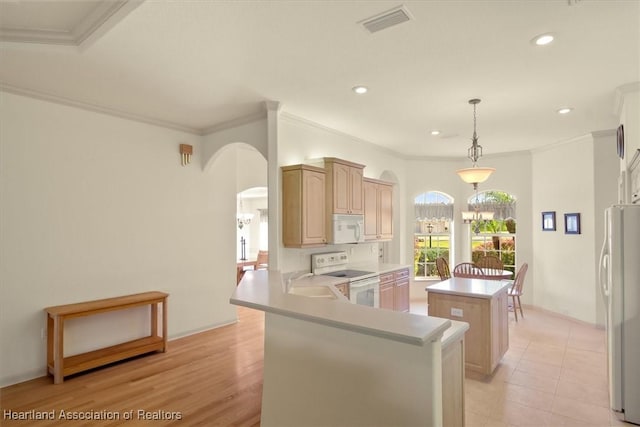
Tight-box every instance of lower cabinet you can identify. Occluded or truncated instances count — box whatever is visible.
[379,268,410,312]
[335,282,349,299]
[394,268,410,312]
[379,273,395,310]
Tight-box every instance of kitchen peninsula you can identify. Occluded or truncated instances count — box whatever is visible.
[231,270,468,427]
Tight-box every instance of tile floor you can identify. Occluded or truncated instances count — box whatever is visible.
[409,300,629,427]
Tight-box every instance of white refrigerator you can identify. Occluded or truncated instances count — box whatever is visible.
[599,204,640,424]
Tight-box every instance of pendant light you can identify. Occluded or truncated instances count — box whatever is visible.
[456,99,495,190]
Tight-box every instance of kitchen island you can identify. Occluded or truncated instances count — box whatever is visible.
[231,269,467,427]
[427,277,511,375]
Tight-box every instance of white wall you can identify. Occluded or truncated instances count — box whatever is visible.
[531,132,617,324]
[0,92,238,386]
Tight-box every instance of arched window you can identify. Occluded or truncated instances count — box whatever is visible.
[414,191,453,280]
[466,190,517,273]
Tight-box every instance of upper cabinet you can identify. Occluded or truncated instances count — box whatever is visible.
[363,178,393,241]
[282,158,393,246]
[282,164,327,248]
[324,158,364,215]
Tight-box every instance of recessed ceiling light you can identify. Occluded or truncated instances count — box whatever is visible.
[557,107,573,114]
[431,130,441,136]
[532,33,554,46]
[352,86,368,94]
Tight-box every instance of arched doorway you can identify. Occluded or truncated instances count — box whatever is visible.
[236,186,268,261]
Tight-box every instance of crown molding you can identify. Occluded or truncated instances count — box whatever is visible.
[1,83,202,135]
[530,129,615,154]
[613,81,640,117]
[201,110,267,135]
[0,0,143,48]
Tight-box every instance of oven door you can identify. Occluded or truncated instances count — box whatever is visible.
[349,276,380,308]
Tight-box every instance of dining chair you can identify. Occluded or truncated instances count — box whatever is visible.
[254,250,269,270]
[453,262,483,278]
[435,257,451,280]
[476,255,504,270]
[508,263,528,321]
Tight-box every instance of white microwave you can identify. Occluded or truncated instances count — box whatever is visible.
[331,214,365,244]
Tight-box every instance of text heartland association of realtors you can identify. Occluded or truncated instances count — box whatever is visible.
[3,409,183,421]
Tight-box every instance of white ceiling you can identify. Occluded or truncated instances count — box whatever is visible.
[1,0,639,158]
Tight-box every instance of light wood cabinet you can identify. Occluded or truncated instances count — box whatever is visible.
[379,269,409,312]
[335,282,349,299]
[491,289,509,364]
[379,272,395,310]
[282,164,327,248]
[324,158,364,215]
[393,268,410,312]
[427,280,510,375]
[363,178,393,241]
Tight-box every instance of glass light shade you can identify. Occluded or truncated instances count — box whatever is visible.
[461,211,476,223]
[456,167,496,184]
[479,211,494,220]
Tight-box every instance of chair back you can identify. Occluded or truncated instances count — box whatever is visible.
[255,250,269,270]
[476,255,504,270]
[453,262,482,278]
[435,257,451,280]
[510,263,528,296]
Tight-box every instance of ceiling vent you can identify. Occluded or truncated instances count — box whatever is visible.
[360,5,412,34]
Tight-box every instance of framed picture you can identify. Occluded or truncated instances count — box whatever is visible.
[542,211,556,231]
[564,213,581,234]
[617,124,625,159]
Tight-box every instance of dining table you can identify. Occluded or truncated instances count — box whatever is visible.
[476,268,513,280]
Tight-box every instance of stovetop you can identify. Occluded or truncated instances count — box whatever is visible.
[320,269,374,278]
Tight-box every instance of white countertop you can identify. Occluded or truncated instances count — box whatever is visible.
[441,319,469,348]
[426,277,512,299]
[231,269,451,346]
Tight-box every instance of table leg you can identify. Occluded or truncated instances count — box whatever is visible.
[162,298,168,352]
[53,316,64,384]
[151,303,158,338]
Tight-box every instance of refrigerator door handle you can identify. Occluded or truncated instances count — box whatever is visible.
[599,240,610,299]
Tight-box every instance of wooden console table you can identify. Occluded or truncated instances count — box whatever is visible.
[45,291,168,384]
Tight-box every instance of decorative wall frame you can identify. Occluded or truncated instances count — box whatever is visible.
[564,213,581,234]
[542,211,556,231]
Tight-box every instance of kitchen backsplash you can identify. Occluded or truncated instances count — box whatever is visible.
[281,242,380,273]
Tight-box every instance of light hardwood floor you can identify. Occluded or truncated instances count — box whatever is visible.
[1,303,626,427]
[1,306,264,427]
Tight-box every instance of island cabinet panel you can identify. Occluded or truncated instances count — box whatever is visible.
[363,177,393,241]
[324,158,364,215]
[427,278,510,375]
[282,164,326,248]
[429,294,489,373]
[491,290,509,363]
